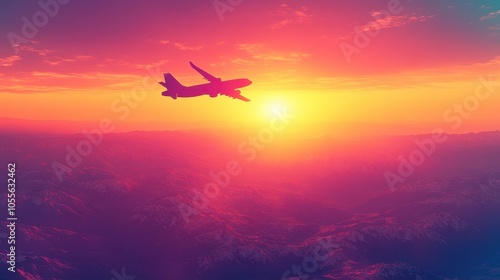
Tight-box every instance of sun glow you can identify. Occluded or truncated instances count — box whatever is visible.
[257,94,292,119]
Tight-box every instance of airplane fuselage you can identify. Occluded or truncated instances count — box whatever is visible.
[163,78,251,98]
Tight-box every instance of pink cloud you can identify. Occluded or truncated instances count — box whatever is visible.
[173,43,203,51]
[44,55,93,66]
[103,59,168,70]
[236,44,310,64]
[158,40,203,51]
[0,55,21,67]
[360,12,434,32]
[271,3,311,29]
[16,44,53,56]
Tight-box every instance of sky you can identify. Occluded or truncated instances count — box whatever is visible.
[0,0,499,135]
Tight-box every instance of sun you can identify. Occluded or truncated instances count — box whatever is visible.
[263,99,290,119]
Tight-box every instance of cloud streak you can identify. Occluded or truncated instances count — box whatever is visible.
[481,10,500,20]
[0,55,21,67]
[360,12,434,32]
[270,2,311,29]
[159,40,204,51]
[236,44,310,65]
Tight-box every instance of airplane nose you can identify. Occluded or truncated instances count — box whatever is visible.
[247,79,252,86]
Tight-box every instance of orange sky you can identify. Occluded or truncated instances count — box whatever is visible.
[1,0,499,135]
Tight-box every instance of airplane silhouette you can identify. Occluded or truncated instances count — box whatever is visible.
[159,62,252,102]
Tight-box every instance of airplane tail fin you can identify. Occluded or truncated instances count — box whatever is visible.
[159,73,184,99]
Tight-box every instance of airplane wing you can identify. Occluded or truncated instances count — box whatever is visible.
[231,95,251,102]
[189,62,220,83]
[220,91,251,102]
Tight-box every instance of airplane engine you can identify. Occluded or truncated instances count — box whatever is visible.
[162,91,177,100]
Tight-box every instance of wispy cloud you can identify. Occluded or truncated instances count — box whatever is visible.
[16,44,53,56]
[360,12,434,32]
[104,59,168,70]
[173,43,203,51]
[236,44,310,65]
[30,71,141,80]
[5,41,94,68]
[481,10,500,20]
[0,71,154,94]
[312,55,500,91]
[270,2,311,29]
[472,55,500,67]
[44,55,93,66]
[0,55,21,67]
[159,40,204,51]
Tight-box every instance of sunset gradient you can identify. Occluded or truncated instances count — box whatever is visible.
[1,0,499,135]
[3,2,500,279]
